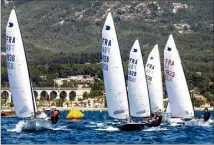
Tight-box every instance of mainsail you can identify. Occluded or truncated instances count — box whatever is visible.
[145,44,164,113]
[6,9,37,117]
[164,34,194,118]
[128,39,151,117]
[101,13,129,119]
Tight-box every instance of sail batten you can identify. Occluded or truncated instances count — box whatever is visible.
[128,39,151,117]
[102,13,129,119]
[164,35,194,118]
[145,44,164,113]
[6,9,35,118]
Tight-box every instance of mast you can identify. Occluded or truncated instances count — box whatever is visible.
[15,9,37,118]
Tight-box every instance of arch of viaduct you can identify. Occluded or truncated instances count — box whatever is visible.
[1,87,91,104]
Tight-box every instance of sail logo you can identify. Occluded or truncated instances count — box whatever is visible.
[102,38,111,46]
[133,48,137,52]
[8,22,13,27]
[6,36,15,44]
[105,25,111,30]
[167,47,171,51]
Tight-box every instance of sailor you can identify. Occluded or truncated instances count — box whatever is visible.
[156,110,162,123]
[37,108,48,119]
[203,107,210,122]
[146,112,162,127]
[50,108,60,124]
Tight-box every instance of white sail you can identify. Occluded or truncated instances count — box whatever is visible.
[6,9,36,118]
[102,13,129,119]
[164,34,194,118]
[128,39,151,117]
[165,102,171,114]
[145,44,164,113]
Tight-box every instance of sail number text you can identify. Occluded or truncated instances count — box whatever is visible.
[6,54,16,69]
[165,59,175,82]
[128,58,137,82]
[102,38,111,71]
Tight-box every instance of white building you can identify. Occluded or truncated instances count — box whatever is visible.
[53,75,96,86]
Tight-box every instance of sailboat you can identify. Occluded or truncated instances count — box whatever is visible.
[163,34,194,124]
[102,13,160,131]
[127,39,151,118]
[119,39,154,131]
[101,12,129,120]
[145,44,164,113]
[6,9,52,131]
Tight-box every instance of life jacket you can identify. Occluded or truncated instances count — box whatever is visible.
[50,111,59,124]
[204,112,210,122]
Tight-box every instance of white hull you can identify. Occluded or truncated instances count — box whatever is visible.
[162,114,213,126]
[22,119,52,131]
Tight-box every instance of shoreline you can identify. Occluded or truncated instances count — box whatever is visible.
[1,107,213,112]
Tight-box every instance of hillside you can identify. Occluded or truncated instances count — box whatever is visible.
[1,0,213,68]
[1,1,214,104]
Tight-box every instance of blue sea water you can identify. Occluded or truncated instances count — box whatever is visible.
[1,110,213,144]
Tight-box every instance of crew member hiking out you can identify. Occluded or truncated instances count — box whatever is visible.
[146,112,162,127]
[50,108,60,124]
[203,107,210,122]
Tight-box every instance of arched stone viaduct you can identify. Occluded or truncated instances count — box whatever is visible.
[1,87,91,103]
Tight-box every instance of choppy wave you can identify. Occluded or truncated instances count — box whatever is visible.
[95,126,119,131]
[143,127,169,132]
[2,110,214,144]
[52,125,70,131]
[7,121,26,132]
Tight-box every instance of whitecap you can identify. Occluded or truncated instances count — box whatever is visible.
[143,127,168,132]
[52,125,70,131]
[95,126,119,131]
[7,121,26,132]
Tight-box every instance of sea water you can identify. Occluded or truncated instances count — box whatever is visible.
[1,111,213,144]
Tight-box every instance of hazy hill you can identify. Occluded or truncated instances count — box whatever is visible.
[1,0,213,71]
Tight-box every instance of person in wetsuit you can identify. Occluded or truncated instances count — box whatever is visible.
[50,108,60,124]
[203,107,210,122]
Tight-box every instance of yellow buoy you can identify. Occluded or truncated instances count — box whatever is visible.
[66,107,84,120]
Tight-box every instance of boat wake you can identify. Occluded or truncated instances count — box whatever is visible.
[167,118,213,127]
[95,126,119,131]
[185,119,213,127]
[142,126,168,132]
[169,123,183,126]
[51,125,70,131]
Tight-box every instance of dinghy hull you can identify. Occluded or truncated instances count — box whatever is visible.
[117,123,147,131]
[22,119,52,131]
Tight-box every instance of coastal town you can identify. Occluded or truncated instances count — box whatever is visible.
[1,74,213,117]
